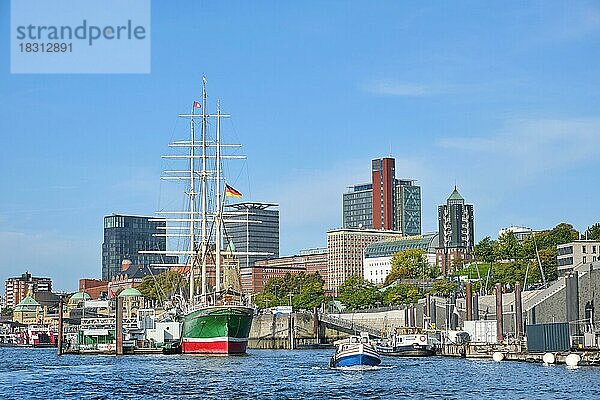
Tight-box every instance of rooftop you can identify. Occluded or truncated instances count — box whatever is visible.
[365,233,440,259]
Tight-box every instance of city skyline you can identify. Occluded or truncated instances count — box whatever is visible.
[1,1,600,291]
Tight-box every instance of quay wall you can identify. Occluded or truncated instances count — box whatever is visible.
[248,313,344,349]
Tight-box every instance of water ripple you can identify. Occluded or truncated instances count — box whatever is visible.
[1,348,600,399]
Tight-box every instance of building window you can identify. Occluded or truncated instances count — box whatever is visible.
[583,256,587,263]
[583,246,587,254]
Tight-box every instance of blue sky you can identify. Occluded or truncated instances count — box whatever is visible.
[1,1,599,291]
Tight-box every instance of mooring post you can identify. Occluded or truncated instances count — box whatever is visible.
[116,296,123,355]
[57,296,64,356]
[514,281,523,339]
[465,282,473,321]
[566,271,580,339]
[495,283,504,342]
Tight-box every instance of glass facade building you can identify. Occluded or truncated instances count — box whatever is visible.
[342,158,422,235]
[224,202,280,271]
[101,214,176,281]
[342,183,373,229]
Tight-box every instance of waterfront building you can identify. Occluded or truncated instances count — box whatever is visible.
[243,248,327,294]
[79,279,109,300]
[498,226,536,242]
[436,187,475,274]
[11,286,56,325]
[327,228,404,294]
[118,288,144,319]
[342,157,421,235]
[101,214,177,281]
[557,240,600,274]
[363,233,439,285]
[4,272,52,309]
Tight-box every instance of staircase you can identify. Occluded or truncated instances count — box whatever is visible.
[318,314,383,339]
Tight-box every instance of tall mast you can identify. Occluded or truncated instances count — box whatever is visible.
[189,103,196,300]
[200,76,208,296]
[215,100,222,292]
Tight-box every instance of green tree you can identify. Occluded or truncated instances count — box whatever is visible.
[383,284,423,306]
[494,232,522,261]
[255,292,277,309]
[431,279,458,296]
[256,272,326,310]
[138,270,186,301]
[385,249,438,285]
[585,223,600,241]
[293,273,326,310]
[337,275,383,310]
[474,237,495,263]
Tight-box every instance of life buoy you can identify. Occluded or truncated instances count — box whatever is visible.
[419,335,426,342]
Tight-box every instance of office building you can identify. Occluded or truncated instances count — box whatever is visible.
[101,214,176,281]
[327,228,404,294]
[557,240,600,274]
[4,272,52,309]
[224,202,279,283]
[363,233,439,285]
[436,186,475,274]
[342,157,421,235]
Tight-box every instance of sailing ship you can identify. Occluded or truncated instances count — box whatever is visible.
[142,77,260,354]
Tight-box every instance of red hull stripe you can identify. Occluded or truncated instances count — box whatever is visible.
[182,339,248,354]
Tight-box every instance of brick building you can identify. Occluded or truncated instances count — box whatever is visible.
[4,272,52,308]
[242,248,328,294]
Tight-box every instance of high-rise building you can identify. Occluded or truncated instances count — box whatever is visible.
[436,187,475,274]
[326,228,404,295]
[342,157,421,235]
[101,214,176,281]
[224,202,279,272]
[4,272,52,308]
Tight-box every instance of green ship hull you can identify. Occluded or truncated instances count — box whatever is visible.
[181,305,253,354]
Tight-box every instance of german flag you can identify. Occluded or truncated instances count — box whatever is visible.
[225,184,242,198]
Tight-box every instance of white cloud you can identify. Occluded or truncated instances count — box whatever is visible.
[437,118,600,178]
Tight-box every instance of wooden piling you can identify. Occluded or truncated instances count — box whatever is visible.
[116,296,123,355]
[495,283,504,342]
[514,282,523,339]
[57,296,64,356]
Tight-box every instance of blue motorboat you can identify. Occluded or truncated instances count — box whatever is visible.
[329,332,381,368]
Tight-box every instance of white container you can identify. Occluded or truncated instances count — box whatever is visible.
[463,320,498,344]
[492,352,504,362]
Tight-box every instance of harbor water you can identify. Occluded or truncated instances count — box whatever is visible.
[2,348,600,399]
